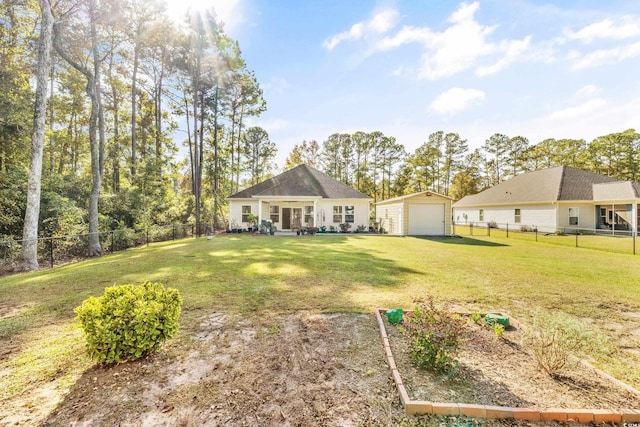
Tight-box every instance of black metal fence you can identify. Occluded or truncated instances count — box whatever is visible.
[453,221,638,255]
[0,224,196,272]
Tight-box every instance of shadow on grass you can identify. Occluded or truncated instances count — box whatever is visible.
[414,236,509,247]
[0,235,421,340]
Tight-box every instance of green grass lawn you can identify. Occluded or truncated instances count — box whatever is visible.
[2,234,640,403]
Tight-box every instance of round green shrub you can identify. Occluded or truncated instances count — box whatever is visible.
[75,281,182,364]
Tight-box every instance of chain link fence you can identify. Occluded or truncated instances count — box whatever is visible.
[0,224,197,273]
[453,221,638,255]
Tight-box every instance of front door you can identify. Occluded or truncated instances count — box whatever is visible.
[282,208,291,229]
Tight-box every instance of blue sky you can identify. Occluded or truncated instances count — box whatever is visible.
[202,0,640,168]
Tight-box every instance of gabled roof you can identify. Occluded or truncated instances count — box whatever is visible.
[454,166,620,207]
[227,164,371,200]
[376,191,452,205]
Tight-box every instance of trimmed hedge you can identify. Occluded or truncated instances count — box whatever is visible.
[75,281,182,364]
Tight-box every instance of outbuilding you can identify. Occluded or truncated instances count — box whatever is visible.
[375,192,453,236]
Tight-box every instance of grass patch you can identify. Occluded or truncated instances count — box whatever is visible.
[1,234,640,405]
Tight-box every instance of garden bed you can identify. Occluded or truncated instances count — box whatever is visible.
[379,309,640,421]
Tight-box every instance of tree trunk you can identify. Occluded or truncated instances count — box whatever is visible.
[88,0,103,256]
[19,0,54,271]
[131,44,139,179]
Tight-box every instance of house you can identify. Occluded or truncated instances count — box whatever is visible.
[453,166,640,233]
[226,164,372,232]
[375,191,453,236]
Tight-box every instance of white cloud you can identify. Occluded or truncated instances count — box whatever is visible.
[565,16,640,44]
[546,98,607,121]
[429,88,485,116]
[571,40,640,70]
[323,7,399,50]
[371,2,535,80]
[575,84,600,98]
[476,36,532,76]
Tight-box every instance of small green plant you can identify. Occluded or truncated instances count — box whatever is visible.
[492,322,505,339]
[75,281,182,364]
[401,296,467,373]
[470,312,482,324]
[522,310,588,377]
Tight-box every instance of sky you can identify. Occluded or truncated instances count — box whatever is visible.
[196,0,640,168]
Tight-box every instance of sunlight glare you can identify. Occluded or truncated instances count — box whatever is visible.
[164,0,244,34]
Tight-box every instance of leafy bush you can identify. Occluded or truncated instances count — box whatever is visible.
[401,296,467,373]
[75,281,182,364]
[522,310,588,377]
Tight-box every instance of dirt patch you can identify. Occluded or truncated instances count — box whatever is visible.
[384,313,640,410]
[37,312,407,427]
[4,311,639,426]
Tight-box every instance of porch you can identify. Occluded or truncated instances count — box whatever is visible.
[595,204,639,232]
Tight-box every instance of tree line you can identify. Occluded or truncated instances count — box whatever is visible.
[285,128,640,202]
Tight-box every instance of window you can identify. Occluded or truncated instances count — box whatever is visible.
[333,206,343,223]
[514,208,521,224]
[569,207,578,226]
[242,205,251,223]
[270,205,279,223]
[479,209,484,221]
[345,206,354,223]
[304,206,314,226]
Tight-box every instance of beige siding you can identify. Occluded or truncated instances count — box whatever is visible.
[377,192,452,236]
[229,200,258,229]
[556,202,597,230]
[377,202,403,235]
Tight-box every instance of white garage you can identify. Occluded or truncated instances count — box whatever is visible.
[376,191,452,236]
[408,203,445,235]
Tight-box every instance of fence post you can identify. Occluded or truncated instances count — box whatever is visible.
[575,231,578,248]
[192,224,194,238]
[487,224,490,237]
[535,228,538,242]
[506,223,509,238]
[49,236,54,269]
[146,226,149,247]
[110,231,114,254]
[470,223,473,236]
[173,225,176,241]
[634,230,636,255]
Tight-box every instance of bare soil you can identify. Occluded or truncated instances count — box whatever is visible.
[3,311,640,426]
[383,313,640,410]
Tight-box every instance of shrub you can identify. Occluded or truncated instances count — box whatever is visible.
[487,220,498,229]
[522,310,588,377]
[75,281,182,364]
[401,296,467,373]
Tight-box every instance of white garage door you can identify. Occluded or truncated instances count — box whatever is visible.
[408,203,445,235]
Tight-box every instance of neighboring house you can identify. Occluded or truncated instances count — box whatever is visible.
[453,166,640,233]
[226,164,372,231]
[375,191,453,236]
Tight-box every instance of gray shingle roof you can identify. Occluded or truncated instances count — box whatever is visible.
[227,164,371,199]
[454,166,621,207]
[593,181,640,201]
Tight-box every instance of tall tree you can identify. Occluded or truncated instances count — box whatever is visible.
[284,139,319,169]
[242,126,276,186]
[505,135,529,178]
[53,0,112,256]
[441,132,468,195]
[482,133,509,185]
[19,0,55,271]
